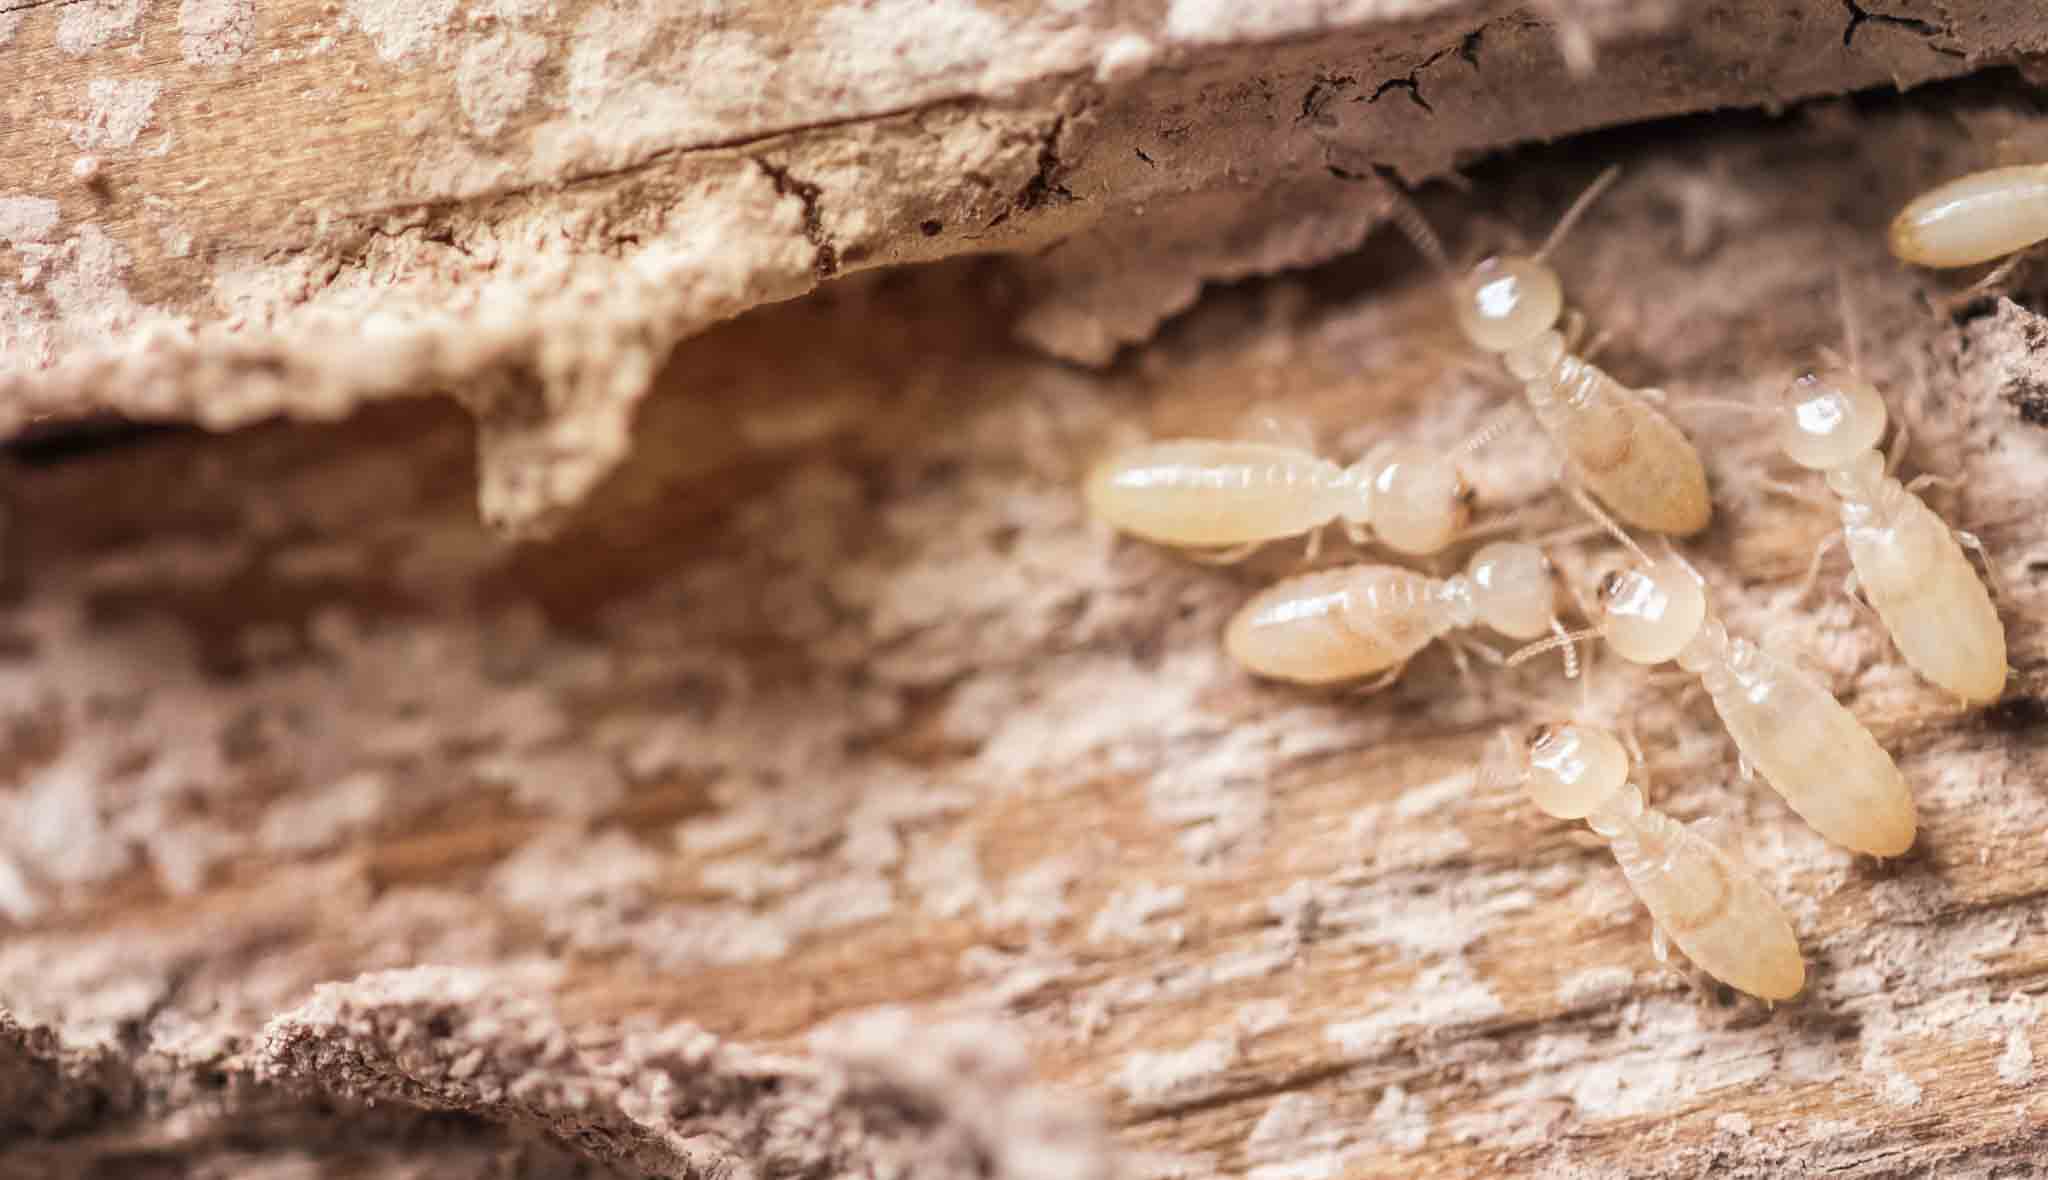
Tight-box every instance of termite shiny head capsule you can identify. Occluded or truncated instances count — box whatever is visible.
[1775,370,1889,472]
[1590,556,1708,667]
[1517,722,1631,822]
[1452,255,1566,355]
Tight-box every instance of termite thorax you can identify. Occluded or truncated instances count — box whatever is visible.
[1436,575,1479,631]
[1584,784,1646,840]
[1503,330,1567,387]
[1672,619,1730,677]
[1823,450,1886,506]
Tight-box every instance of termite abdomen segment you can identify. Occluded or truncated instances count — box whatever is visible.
[1454,255,1564,352]
[1595,557,1707,666]
[1524,724,1630,820]
[1889,165,2048,269]
[1082,440,1351,548]
[1778,370,1888,471]
[1223,566,1436,685]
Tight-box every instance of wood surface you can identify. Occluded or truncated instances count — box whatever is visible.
[8,3,2048,1179]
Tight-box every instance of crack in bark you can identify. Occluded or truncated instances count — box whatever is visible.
[0,0,84,15]
[754,159,840,280]
[1297,73,1357,125]
[1015,114,1078,213]
[1368,44,1462,115]
[1840,0,1964,56]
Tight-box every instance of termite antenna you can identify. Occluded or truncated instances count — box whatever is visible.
[1456,506,1531,544]
[1566,481,1652,566]
[1478,726,1527,794]
[1535,164,1623,263]
[1578,627,1598,713]
[1379,181,1454,277]
[1657,536,1708,584]
[1506,625,1601,669]
[1455,404,1525,458]
[1531,518,1608,548]
[1835,268,1863,373]
[1681,394,1769,420]
[1549,616,1582,680]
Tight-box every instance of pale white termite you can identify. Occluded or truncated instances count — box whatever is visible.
[1890,164,2048,269]
[1084,434,1483,562]
[1769,366,2008,705]
[1510,502,1916,857]
[1486,723,1806,1001]
[1387,168,1713,537]
[1225,541,1567,688]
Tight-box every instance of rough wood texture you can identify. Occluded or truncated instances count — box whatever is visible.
[1,0,2030,534]
[9,4,2048,1180]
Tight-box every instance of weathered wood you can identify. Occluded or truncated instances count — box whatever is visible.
[0,0,2019,534]
[9,4,2048,1179]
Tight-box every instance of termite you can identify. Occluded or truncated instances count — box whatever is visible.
[1696,285,2009,705]
[1385,167,1713,537]
[1889,164,2048,269]
[1486,723,1805,1001]
[1773,372,2008,706]
[1509,497,1916,857]
[1084,424,1502,562]
[1225,541,1568,688]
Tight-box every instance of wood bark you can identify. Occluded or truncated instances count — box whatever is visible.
[7,3,2048,1178]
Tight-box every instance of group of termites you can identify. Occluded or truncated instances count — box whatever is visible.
[1086,160,2044,1003]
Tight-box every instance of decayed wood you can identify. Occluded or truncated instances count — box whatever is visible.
[0,0,2023,535]
[11,2,2048,1178]
[7,84,2048,1176]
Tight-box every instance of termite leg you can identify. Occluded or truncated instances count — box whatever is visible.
[1906,471,1962,497]
[1963,251,2029,302]
[1303,526,1326,565]
[1346,663,1409,697]
[1651,923,1672,966]
[1341,518,1374,548]
[1233,406,1320,451]
[1187,541,1267,566]
[1690,814,1739,858]
[1953,528,2007,600]
[1581,328,1616,367]
[1454,635,1506,668]
[1560,309,1588,355]
[1790,530,1844,606]
[1887,413,1914,478]
[1620,722,1654,804]
[1737,753,1755,782]
[1635,385,1668,406]
[1759,475,1835,512]
[1840,569,1884,627]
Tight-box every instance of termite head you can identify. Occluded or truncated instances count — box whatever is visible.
[1521,723,1631,821]
[1464,541,1557,640]
[1777,369,1888,470]
[1592,555,1706,665]
[1358,442,1471,555]
[1452,255,1564,353]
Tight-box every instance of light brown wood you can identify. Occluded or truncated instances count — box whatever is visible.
[8,4,2048,1179]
